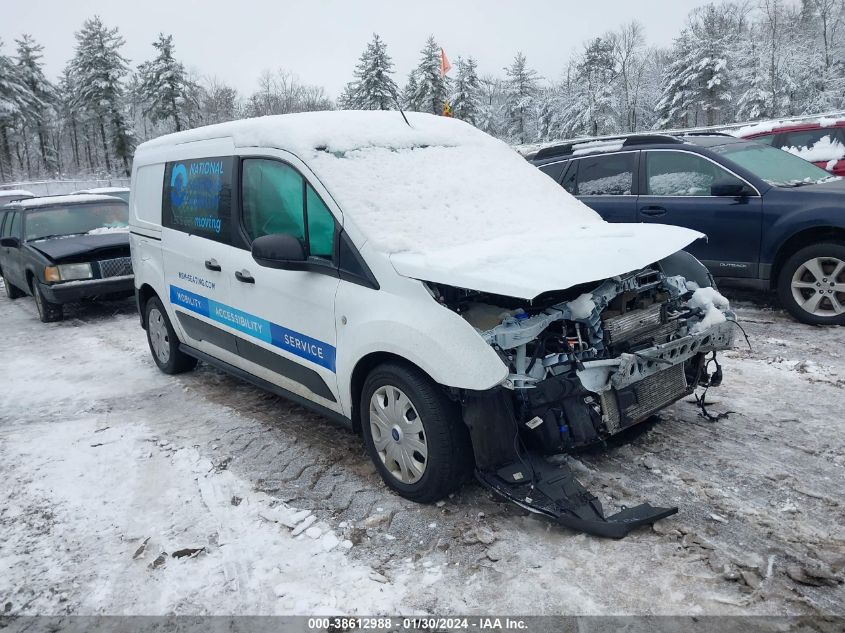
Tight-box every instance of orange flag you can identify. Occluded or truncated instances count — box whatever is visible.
[440,48,452,76]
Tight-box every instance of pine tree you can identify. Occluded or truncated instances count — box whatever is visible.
[563,38,618,137]
[0,38,30,180]
[656,5,738,127]
[411,36,449,115]
[401,71,419,110]
[341,34,399,110]
[451,56,482,125]
[503,52,540,143]
[69,16,133,175]
[15,35,54,174]
[138,33,195,132]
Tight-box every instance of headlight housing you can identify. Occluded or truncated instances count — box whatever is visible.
[44,263,93,282]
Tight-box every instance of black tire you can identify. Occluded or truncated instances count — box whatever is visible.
[2,272,23,300]
[360,361,473,503]
[144,296,198,374]
[32,281,63,323]
[777,242,845,326]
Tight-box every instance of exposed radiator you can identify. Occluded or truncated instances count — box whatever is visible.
[97,257,133,279]
[600,363,688,433]
[602,303,663,344]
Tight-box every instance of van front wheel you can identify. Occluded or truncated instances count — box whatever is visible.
[361,362,472,503]
[145,297,198,374]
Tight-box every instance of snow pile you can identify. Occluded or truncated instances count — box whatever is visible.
[567,293,597,319]
[783,135,845,163]
[571,139,625,156]
[688,286,730,333]
[87,226,129,235]
[15,193,126,207]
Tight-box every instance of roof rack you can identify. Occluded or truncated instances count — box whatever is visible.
[676,131,735,138]
[533,134,683,161]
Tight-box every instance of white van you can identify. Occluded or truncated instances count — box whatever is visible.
[129,111,735,537]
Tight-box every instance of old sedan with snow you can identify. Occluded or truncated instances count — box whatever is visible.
[0,194,133,322]
[130,111,735,538]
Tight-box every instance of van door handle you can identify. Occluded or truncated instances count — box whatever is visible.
[235,270,255,284]
[640,206,667,217]
[204,258,222,272]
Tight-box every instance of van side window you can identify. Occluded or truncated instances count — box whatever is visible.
[241,158,336,262]
[306,184,335,259]
[8,212,20,239]
[162,156,233,243]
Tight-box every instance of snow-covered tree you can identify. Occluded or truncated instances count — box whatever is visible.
[401,71,419,110]
[411,36,449,114]
[503,52,540,143]
[138,34,195,132]
[341,34,399,110]
[563,37,618,137]
[69,16,133,175]
[451,56,482,125]
[656,4,741,127]
[0,38,31,180]
[15,35,54,173]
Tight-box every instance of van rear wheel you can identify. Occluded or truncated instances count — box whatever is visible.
[145,296,198,374]
[361,362,472,503]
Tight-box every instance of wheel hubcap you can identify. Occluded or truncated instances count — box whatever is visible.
[791,256,845,317]
[148,308,171,364]
[369,385,427,484]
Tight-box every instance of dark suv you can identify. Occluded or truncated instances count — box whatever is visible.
[529,133,845,325]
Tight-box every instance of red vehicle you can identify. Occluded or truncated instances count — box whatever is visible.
[739,119,845,177]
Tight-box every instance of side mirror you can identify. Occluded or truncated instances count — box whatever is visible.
[711,181,749,197]
[251,233,307,270]
[0,236,20,248]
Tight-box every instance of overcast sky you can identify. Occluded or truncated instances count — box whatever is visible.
[3,0,709,99]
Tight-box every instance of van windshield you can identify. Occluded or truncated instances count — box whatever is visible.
[712,142,837,187]
[25,202,129,241]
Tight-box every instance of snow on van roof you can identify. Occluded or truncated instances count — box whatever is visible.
[72,187,130,194]
[13,194,126,208]
[0,189,35,197]
[138,112,702,297]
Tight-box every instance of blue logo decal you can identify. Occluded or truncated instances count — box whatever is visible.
[169,285,336,372]
[170,163,188,208]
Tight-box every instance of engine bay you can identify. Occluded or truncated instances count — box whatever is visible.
[427,265,737,538]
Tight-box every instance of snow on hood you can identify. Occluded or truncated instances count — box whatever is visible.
[140,112,703,297]
[391,223,703,300]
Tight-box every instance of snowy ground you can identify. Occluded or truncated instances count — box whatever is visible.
[0,285,843,617]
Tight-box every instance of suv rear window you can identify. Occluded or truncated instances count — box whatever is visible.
[574,153,635,195]
[162,156,234,243]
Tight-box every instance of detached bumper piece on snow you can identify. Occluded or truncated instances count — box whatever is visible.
[477,458,677,539]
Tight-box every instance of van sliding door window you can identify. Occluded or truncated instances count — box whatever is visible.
[241,159,336,262]
[162,156,234,243]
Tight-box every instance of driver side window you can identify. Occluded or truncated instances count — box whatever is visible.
[242,159,305,243]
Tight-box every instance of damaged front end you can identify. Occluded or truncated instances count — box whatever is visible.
[429,265,736,538]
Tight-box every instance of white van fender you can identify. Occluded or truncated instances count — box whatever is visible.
[334,280,508,420]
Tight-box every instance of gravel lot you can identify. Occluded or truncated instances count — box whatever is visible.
[0,285,843,616]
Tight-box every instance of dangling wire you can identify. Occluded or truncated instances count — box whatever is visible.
[695,352,733,422]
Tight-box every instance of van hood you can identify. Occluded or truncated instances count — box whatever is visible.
[28,232,130,261]
[390,223,704,300]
